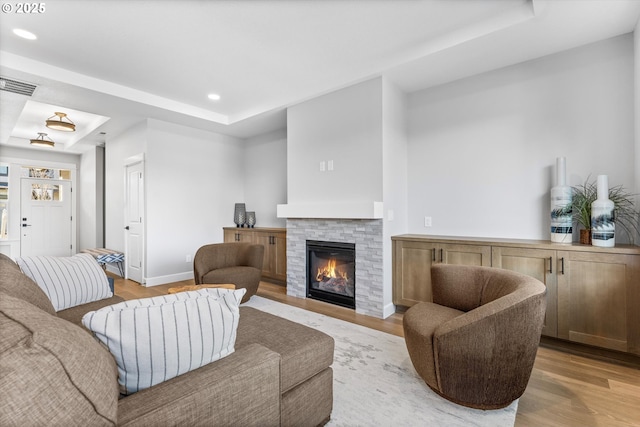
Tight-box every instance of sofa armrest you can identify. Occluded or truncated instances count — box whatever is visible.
[433,291,546,404]
[117,343,281,427]
[57,295,125,326]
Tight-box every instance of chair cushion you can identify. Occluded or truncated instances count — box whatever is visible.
[0,253,56,315]
[82,288,245,395]
[16,254,112,311]
[402,301,463,390]
[0,292,119,426]
[236,306,335,393]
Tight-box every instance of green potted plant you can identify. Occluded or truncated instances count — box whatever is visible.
[571,177,639,245]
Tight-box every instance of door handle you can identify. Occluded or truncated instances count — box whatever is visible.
[125,226,130,230]
[22,224,31,227]
[440,249,443,263]
[560,257,565,275]
[549,256,553,274]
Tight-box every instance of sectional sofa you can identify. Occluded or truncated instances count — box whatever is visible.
[0,253,334,426]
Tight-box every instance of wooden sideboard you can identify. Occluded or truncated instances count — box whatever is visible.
[392,234,640,362]
[223,227,286,284]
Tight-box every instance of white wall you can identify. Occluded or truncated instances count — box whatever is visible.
[287,78,383,204]
[407,34,635,242]
[0,146,80,166]
[105,119,246,284]
[382,78,408,315]
[105,120,147,254]
[144,119,245,280]
[79,146,104,250]
[244,128,287,228]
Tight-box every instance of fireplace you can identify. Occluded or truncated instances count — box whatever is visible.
[306,240,355,309]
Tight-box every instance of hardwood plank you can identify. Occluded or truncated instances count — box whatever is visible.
[111,275,640,427]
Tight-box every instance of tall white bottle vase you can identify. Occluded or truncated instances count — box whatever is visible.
[550,157,572,243]
[591,175,615,248]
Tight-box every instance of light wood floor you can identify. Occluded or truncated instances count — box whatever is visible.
[115,277,640,427]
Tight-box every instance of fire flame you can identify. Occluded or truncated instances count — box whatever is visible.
[316,258,348,282]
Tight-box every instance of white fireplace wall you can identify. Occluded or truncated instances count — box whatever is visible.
[286,78,383,206]
[286,219,384,318]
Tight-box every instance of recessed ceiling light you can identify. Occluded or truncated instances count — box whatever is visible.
[208,93,221,101]
[13,29,37,40]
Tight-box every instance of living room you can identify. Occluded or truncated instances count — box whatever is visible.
[1,1,639,426]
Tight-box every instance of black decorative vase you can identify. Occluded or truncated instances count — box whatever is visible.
[246,211,256,228]
[234,203,246,228]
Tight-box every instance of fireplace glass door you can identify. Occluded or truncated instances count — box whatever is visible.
[307,240,355,309]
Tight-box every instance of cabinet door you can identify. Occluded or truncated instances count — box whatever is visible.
[272,232,287,281]
[557,251,640,355]
[393,240,437,307]
[254,232,273,275]
[254,231,287,283]
[492,246,558,337]
[441,243,491,267]
[223,228,237,243]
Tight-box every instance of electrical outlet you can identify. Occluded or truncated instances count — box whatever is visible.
[328,160,334,171]
[186,254,192,263]
[424,216,432,227]
[320,161,326,172]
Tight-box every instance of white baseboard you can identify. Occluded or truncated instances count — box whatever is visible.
[383,302,397,319]
[144,271,194,287]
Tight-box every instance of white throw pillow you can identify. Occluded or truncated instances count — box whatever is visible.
[82,288,246,395]
[16,254,113,311]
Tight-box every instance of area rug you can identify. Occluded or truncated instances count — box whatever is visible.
[244,296,518,427]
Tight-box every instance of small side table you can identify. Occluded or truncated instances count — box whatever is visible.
[167,284,236,294]
[81,248,125,277]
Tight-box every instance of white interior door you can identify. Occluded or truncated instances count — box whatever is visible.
[21,179,72,257]
[125,162,144,283]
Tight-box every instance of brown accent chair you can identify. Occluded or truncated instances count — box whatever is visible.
[193,243,264,303]
[403,264,546,410]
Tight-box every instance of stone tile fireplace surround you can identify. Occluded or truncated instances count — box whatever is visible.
[286,218,384,318]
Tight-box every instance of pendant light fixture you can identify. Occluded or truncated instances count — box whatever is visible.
[30,132,55,147]
[46,112,75,132]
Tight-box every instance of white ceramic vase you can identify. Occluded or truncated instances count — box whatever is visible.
[591,175,615,247]
[550,157,572,243]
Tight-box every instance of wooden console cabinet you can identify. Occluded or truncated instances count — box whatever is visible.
[392,235,640,359]
[223,227,286,284]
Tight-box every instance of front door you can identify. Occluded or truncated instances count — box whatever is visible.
[125,162,144,283]
[21,178,72,256]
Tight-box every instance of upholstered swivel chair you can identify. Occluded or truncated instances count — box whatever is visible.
[193,243,264,303]
[403,264,546,409]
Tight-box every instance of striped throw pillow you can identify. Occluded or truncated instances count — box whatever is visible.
[82,288,246,395]
[16,254,113,312]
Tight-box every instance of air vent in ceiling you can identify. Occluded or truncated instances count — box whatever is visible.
[0,77,37,96]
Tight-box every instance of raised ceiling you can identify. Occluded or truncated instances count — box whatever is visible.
[0,0,639,153]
